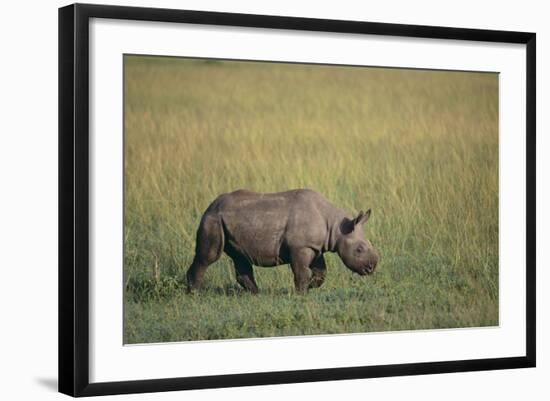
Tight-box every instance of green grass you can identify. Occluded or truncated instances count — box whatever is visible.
[123,55,499,344]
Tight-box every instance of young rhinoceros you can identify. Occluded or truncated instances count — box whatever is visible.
[186,189,379,294]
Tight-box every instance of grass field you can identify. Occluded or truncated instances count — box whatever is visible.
[123,55,499,344]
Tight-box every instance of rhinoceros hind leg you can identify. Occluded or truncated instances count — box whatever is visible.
[232,256,259,294]
[186,214,224,292]
[309,254,326,289]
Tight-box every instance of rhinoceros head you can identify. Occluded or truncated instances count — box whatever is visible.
[336,209,379,276]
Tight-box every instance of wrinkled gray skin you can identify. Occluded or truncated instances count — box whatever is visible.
[186,189,379,294]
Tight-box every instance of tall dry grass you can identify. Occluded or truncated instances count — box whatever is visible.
[123,56,498,343]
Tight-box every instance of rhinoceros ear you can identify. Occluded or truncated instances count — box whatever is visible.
[342,209,372,234]
[354,209,371,226]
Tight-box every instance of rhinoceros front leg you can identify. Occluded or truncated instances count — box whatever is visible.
[290,248,315,294]
[309,254,326,289]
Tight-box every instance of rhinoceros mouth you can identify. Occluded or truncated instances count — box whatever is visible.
[357,265,374,276]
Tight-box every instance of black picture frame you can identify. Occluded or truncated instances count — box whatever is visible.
[58,3,536,397]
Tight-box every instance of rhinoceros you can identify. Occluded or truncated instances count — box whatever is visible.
[186,189,379,294]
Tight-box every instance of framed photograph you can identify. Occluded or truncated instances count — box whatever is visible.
[58,3,536,397]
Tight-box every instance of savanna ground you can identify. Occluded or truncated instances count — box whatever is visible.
[123,55,498,344]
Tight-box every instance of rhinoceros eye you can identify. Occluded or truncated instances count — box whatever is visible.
[355,247,364,254]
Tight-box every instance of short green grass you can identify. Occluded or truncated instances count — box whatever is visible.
[123,56,498,344]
